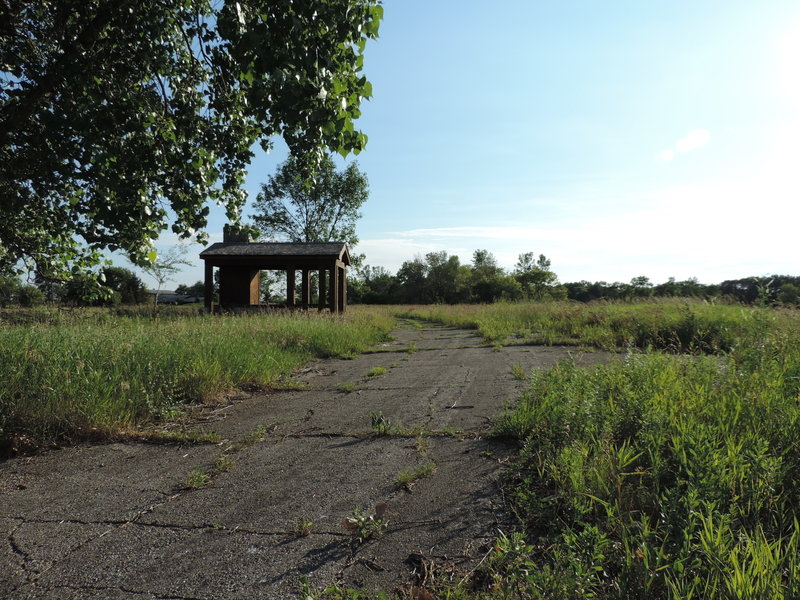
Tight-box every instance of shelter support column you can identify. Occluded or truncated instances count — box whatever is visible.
[301,269,311,309]
[318,269,326,311]
[329,263,339,313]
[204,261,214,313]
[286,266,296,308]
[338,265,346,313]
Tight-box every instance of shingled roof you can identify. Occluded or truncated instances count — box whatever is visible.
[200,242,350,265]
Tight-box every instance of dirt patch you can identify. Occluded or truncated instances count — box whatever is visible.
[0,321,614,599]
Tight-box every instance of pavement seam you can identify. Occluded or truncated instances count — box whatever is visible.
[43,582,210,600]
[3,514,356,539]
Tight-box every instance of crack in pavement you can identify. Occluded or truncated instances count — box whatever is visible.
[41,583,210,600]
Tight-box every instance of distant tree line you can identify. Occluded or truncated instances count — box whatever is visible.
[0,267,149,307]
[2,252,799,309]
[350,253,800,307]
[563,275,800,306]
[350,250,564,304]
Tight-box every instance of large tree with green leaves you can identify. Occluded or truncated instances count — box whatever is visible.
[0,0,382,279]
[250,154,368,248]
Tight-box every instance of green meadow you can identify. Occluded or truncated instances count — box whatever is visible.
[3,300,800,598]
[0,306,395,452]
[395,300,800,599]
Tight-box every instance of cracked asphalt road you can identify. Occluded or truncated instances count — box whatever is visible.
[1,321,613,599]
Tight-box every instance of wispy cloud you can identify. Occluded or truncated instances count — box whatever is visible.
[392,226,568,242]
[675,129,711,152]
[658,129,711,161]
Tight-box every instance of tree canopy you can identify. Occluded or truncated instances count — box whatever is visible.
[0,0,382,279]
[250,153,368,246]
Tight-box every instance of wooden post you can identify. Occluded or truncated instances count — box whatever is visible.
[329,263,339,313]
[318,269,326,311]
[301,269,310,309]
[204,261,214,313]
[286,267,296,307]
[338,266,346,313]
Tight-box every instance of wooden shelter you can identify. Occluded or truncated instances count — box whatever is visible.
[199,241,351,313]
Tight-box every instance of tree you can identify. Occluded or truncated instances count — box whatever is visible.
[101,266,147,304]
[137,246,191,306]
[778,283,800,306]
[514,252,558,299]
[396,256,428,304]
[1,0,382,280]
[250,154,369,249]
[471,249,501,278]
[175,281,205,298]
[349,265,398,304]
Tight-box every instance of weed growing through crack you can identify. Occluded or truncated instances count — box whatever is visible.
[370,410,392,435]
[406,341,418,354]
[229,424,270,451]
[415,435,429,456]
[290,517,313,537]
[510,363,527,380]
[396,463,436,491]
[336,381,359,393]
[186,467,210,489]
[212,453,233,475]
[367,366,387,377]
[440,426,462,437]
[342,504,388,542]
[147,428,222,444]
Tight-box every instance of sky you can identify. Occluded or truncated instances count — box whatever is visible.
[137,0,800,289]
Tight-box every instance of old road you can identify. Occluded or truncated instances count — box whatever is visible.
[1,320,611,599]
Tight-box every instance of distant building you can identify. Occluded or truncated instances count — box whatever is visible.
[146,290,202,305]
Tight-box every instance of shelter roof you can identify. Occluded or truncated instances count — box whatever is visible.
[200,242,350,265]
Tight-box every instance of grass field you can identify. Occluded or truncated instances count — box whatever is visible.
[0,305,395,453]
[397,299,799,353]
[393,300,800,599]
[4,299,800,598]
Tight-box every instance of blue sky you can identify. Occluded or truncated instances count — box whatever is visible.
[140,1,800,289]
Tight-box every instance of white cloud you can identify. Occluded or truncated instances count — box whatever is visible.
[675,129,711,153]
[656,129,711,162]
[393,226,567,242]
[657,149,675,162]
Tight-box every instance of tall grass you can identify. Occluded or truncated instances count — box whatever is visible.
[398,299,793,353]
[489,328,800,598]
[0,307,394,451]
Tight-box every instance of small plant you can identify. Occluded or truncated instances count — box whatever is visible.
[415,435,429,456]
[290,517,313,537]
[440,426,462,437]
[148,428,221,444]
[336,381,359,393]
[186,466,210,489]
[342,504,389,542]
[510,363,527,380]
[396,462,436,491]
[367,366,387,377]
[211,453,234,475]
[369,410,392,435]
[406,341,418,354]
[230,424,270,451]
